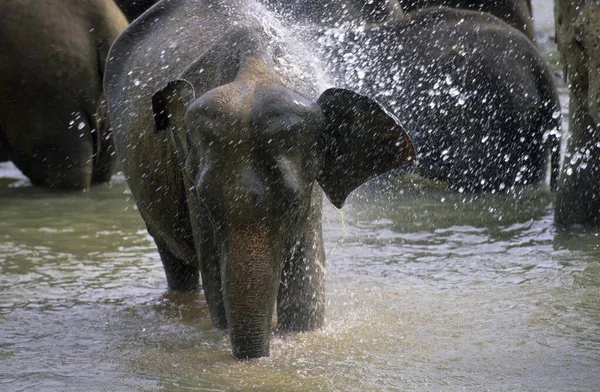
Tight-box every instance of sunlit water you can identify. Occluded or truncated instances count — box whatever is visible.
[1,1,599,391]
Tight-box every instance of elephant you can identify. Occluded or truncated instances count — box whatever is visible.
[323,7,561,192]
[113,0,159,21]
[261,0,405,25]
[554,1,600,226]
[0,137,10,163]
[104,0,415,359]
[397,0,535,41]
[0,0,128,189]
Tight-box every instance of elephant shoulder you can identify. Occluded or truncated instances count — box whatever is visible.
[104,1,170,94]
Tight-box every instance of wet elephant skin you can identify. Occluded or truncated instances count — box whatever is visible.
[0,0,127,189]
[104,0,415,359]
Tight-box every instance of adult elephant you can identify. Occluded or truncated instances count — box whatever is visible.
[0,0,128,189]
[325,7,560,192]
[105,0,415,359]
[398,0,535,41]
[262,0,405,25]
[554,1,600,226]
[113,0,159,21]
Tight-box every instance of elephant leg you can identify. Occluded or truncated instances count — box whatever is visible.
[21,141,95,189]
[277,197,326,332]
[191,213,228,329]
[197,223,227,329]
[555,103,600,225]
[156,242,200,291]
[91,96,117,184]
[7,110,97,189]
[92,149,116,184]
[0,128,11,162]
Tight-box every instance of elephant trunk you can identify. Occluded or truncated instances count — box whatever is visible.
[223,223,281,359]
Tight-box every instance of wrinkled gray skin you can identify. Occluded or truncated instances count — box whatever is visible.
[263,0,405,25]
[325,7,561,192]
[0,0,127,189]
[554,1,600,225]
[398,0,535,41]
[105,0,415,359]
[113,0,159,21]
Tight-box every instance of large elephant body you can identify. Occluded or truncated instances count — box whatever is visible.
[105,0,414,359]
[325,8,560,192]
[0,0,127,189]
[554,1,600,225]
[398,0,535,41]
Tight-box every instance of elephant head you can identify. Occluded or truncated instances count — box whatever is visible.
[150,56,415,358]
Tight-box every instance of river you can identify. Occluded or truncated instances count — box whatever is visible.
[1,1,599,391]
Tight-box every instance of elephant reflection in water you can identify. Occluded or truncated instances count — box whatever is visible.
[554,0,600,226]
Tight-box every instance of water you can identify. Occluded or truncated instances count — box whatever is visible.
[1,1,599,391]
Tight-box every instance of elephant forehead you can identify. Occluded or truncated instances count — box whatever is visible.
[188,85,318,144]
[188,57,281,117]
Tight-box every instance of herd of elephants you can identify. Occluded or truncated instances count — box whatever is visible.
[0,0,598,359]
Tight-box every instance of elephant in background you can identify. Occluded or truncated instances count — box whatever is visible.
[323,7,561,192]
[113,0,159,21]
[262,0,405,25]
[105,0,415,359]
[554,1,600,226]
[398,0,535,41]
[0,137,10,163]
[0,0,128,189]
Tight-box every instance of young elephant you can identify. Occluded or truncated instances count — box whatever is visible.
[554,1,600,226]
[326,7,560,192]
[0,0,127,189]
[398,0,535,41]
[105,0,415,359]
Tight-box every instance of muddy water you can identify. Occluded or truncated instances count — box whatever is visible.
[1,1,599,391]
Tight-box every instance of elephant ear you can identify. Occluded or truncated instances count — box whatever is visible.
[152,79,195,160]
[316,88,415,208]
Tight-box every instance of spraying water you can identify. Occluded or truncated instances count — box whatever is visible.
[1,0,599,390]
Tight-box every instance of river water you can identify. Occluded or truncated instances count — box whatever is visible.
[1,1,598,391]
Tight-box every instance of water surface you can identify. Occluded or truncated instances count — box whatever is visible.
[1,1,599,391]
